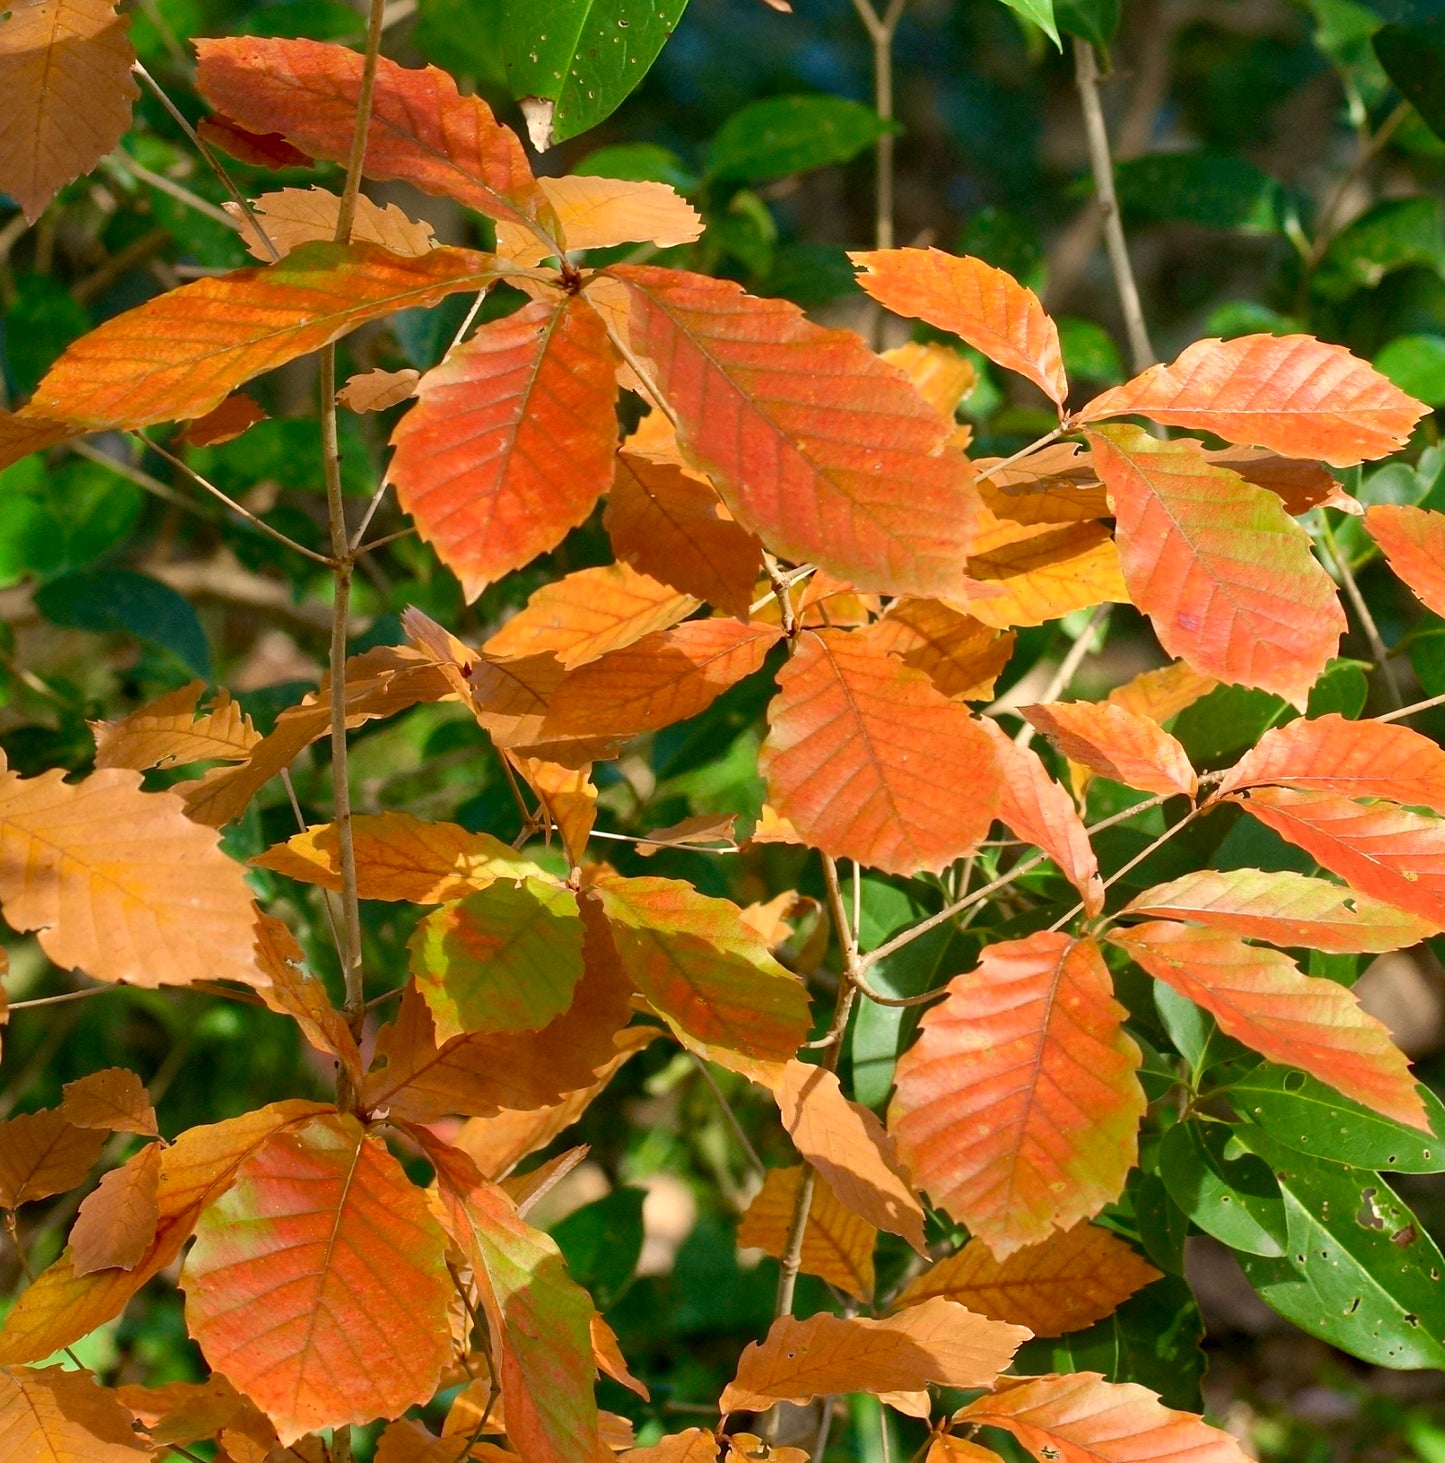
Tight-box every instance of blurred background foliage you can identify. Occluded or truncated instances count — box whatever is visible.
[4,0,1445,1457]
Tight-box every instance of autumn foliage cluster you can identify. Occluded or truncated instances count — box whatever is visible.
[2,4,1445,1463]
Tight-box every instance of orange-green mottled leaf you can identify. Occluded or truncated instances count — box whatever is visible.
[737,1165,876,1300]
[0,1365,149,1461]
[1022,700,1197,799]
[1367,504,1445,618]
[889,933,1144,1257]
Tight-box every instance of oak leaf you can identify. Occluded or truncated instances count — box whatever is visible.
[1367,503,1445,618]
[1022,700,1196,799]
[0,1109,107,1208]
[737,1165,876,1300]
[70,1144,162,1276]
[226,186,435,261]
[0,1365,149,1461]
[91,681,258,772]
[61,1069,157,1135]
[537,174,703,250]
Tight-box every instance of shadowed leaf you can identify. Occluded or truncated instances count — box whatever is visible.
[737,1165,877,1300]
[1023,700,1196,798]
[70,1144,162,1276]
[0,1365,149,1460]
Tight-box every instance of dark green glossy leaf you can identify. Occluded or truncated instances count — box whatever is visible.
[35,569,211,679]
[705,95,892,184]
[4,275,90,398]
[1159,1119,1289,1257]
[1305,659,1371,718]
[1054,0,1119,50]
[1313,197,1445,301]
[1114,153,1291,234]
[1375,333,1445,406]
[551,1187,646,1311]
[1171,684,1289,768]
[1376,18,1445,141]
[1132,1170,1190,1275]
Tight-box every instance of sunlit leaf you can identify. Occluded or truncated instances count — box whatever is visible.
[537,175,702,250]
[1022,700,1196,798]
[90,682,258,773]
[863,600,1014,702]
[337,367,420,413]
[1367,503,1445,618]
[507,756,598,868]
[227,187,436,261]
[253,912,364,1083]
[737,1165,876,1300]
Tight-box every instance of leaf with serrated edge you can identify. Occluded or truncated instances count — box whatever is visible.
[893,1225,1160,1337]
[91,682,258,772]
[538,175,702,250]
[227,187,435,261]
[1088,426,1343,708]
[390,293,618,601]
[1023,700,1196,799]
[338,367,420,413]
[954,1372,1252,1463]
[181,1113,453,1445]
[0,767,263,989]
[1367,504,1445,618]
[0,1110,107,1208]
[852,248,1067,407]
[508,756,597,868]
[863,600,1014,702]
[62,1069,157,1135]
[622,1430,719,1462]
[0,1365,149,1460]
[776,1060,926,1250]
[1078,334,1427,467]
[737,1165,876,1300]
[70,1144,162,1276]
[1112,920,1426,1129]
[760,628,1000,876]
[608,265,978,598]
[254,912,364,1082]
[889,933,1145,1257]
[719,1298,1028,1413]
[1122,868,1437,952]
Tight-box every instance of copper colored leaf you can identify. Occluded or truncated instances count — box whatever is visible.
[725,1436,807,1463]
[976,443,1107,523]
[863,600,1014,702]
[70,1144,162,1276]
[889,933,1145,1257]
[1111,920,1426,1129]
[0,767,263,989]
[175,393,268,448]
[737,1165,876,1300]
[61,1069,157,1135]
[1022,700,1197,799]
[0,1110,107,1208]
[954,1372,1252,1463]
[1087,426,1343,708]
[760,628,1000,876]
[719,1297,1028,1413]
[0,1365,149,1461]
[483,563,698,668]
[880,341,979,420]
[337,367,420,413]
[410,878,585,1042]
[390,293,619,601]
[115,1375,256,1447]
[851,248,1067,408]
[375,1420,470,1463]
[775,1059,926,1250]
[1122,868,1436,953]
[623,1431,719,1462]
[538,175,702,250]
[226,187,435,261]
[253,912,364,1082]
[1216,713,1445,812]
[181,1112,453,1445]
[1078,334,1427,467]
[91,682,258,772]
[1367,504,1445,618]
[930,1440,1007,1463]
[1204,448,1356,516]
[508,756,597,868]
[0,410,74,474]
[1105,661,1218,725]
[894,1225,1160,1338]
[0,0,137,221]
[979,720,1103,916]
[198,114,310,168]
[593,873,810,1071]
[195,38,549,230]
[609,264,978,598]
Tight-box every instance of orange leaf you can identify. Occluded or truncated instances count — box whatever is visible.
[0,767,263,989]
[375,1420,471,1463]
[1367,504,1445,618]
[1022,700,1196,798]
[955,1372,1252,1463]
[226,186,435,261]
[863,600,1014,702]
[775,1060,926,1250]
[181,1113,454,1444]
[175,392,268,448]
[737,1165,876,1300]
[337,367,420,413]
[389,293,618,601]
[198,113,311,169]
[483,563,698,668]
[0,1365,150,1460]
[253,912,364,1083]
[537,175,702,250]
[606,451,765,617]
[1217,712,1445,811]
[593,874,811,1072]
[1087,426,1343,708]
[507,756,598,868]
[1105,660,1218,725]
[114,1375,258,1447]
[975,443,1108,523]
[608,264,978,598]
[0,409,74,473]
[852,248,1067,408]
[880,341,979,421]
[1122,867,1437,953]
[0,1110,107,1208]
[28,243,497,434]
[70,1144,162,1276]
[1078,334,1425,467]
[622,1431,719,1462]
[1111,920,1426,1129]
[979,720,1103,916]
[0,0,137,221]
[91,681,258,772]
[61,1069,157,1135]
[889,933,1145,1257]
[893,1225,1160,1337]
[1204,448,1357,516]
[929,1439,1007,1463]
[195,37,549,231]
[719,1297,1028,1412]
[760,628,1000,876]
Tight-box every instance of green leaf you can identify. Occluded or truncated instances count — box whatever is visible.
[1226,1064,1445,1173]
[1113,153,1291,234]
[1376,17,1445,141]
[1171,683,1289,767]
[412,0,509,88]
[1375,333,1445,406]
[705,96,893,184]
[4,275,90,398]
[500,0,690,146]
[993,0,1062,46]
[1306,658,1371,718]
[1313,196,1445,301]
[1132,1170,1190,1275]
[551,1188,645,1310]
[35,569,211,679]
[409,878,586,1044]
[573,142,695,189]
[1233,1128,1445,1368]
[1054,0,1119,50]
[1158,1119,1289,1257]
[1057,316,1124,385]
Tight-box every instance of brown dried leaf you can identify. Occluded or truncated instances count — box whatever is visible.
[226,186,436,260]
[61,1069,157,1136]
[70,1144,163,1276]
[337,367,421,413]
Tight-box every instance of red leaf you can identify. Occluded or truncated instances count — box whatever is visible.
[194,37,549,231]
[176,392,267,448]
[1022,699,1197,799]
[1088,426,1344,708]
[1367,504,1445,618]
[181,1113,454,1444]
[889,933,1144,1257]
[1111,920,1426,1129]
[389,294,618,600]
[607,265,978,598]
[851,248,1067,407]
[759,628,1000,876]
[1077,334,1427,466]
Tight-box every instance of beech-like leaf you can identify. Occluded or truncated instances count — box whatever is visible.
[90,682,258,773]
[62,1068,158,1135]
[1023,699,1197,799]
[537,175,703,251]
[1367,503,1445,618]
[737,1166,877,1300]
[1088,426,1344,708]
[0,1109,107,1208]
[889,933,1145,1257]
[863,600,1014,702]
[70,1144,162,1276]
[0,1365,149,1460]
[228,187,436,262]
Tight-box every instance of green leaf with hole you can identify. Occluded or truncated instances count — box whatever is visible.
[705,96,893,184]
[1159,1119,1288,1257]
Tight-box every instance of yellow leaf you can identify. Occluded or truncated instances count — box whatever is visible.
[538,174,703,250]
[90,681,259,772]
[737,1165,876,1300]
[226,186,437,260]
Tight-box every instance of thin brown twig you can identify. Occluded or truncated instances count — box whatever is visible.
[1303,99,1411,276]
[3,987,109,1012]
[1320,515,1403,707]
[1013,604,1112,749]
[1378,689,1445,723]
[689,1053,767,1180]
